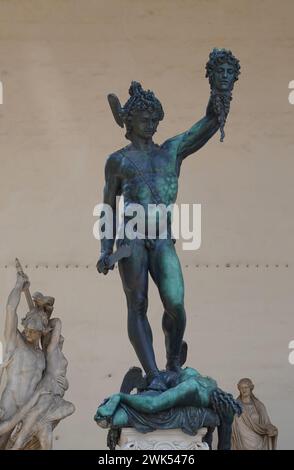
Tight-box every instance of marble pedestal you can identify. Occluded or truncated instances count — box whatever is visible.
[118,428,209,450]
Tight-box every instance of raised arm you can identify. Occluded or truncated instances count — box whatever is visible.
[4,272,29,351]
[45,318,62,353]
[162,98,219,166]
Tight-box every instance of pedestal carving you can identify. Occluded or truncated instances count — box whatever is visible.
[118,428,209,450]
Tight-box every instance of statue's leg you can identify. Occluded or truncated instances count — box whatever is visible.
[149,239,186,372]
[0,398,18,449]
[118,239,158,380]
[10,418,35,449]
[0,432,11,450]
[37,425,53,450]
[119,378,200,413]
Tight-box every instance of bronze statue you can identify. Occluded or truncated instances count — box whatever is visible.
[96,49,240,392]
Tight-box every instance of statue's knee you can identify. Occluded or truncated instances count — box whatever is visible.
[66,402,75,417]
[128,296,148,318]
[164,300,185,320]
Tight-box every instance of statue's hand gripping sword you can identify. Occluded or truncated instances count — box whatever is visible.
[107,244,132,269]
[15,258,34,311]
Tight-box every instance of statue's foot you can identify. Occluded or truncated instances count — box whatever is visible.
[166,363,182,375]
[147,375,167,392]
[160,370,179,388]
[166,354,182,375]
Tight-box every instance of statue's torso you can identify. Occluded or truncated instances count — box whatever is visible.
[119,144,179,207]
[115,144,179,237]
[42,347,68,396]
[0,333,45,416]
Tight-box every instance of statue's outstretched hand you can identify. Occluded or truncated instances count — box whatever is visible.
[96,253,114,276]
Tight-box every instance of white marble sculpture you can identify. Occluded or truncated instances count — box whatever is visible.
[231,378,278,450]
[0,259,75,450]
[118,428,209,450]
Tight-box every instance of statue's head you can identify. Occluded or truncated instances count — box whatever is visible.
[108,81,164,141]
[21,309,49,344]
[206,48,240,93]
[21,292,54,344]
[32,291,55,316]
[237,377,254,399]
[123,82,164,140]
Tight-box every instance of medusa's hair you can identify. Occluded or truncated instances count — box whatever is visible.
[210,388,243,417]
[205,48,240,87]
[123,81,164,140]
[205,48,241,142]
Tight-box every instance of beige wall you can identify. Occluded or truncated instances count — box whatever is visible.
[0,0,293,449]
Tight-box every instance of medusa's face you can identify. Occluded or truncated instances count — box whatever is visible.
[213,62,235,91]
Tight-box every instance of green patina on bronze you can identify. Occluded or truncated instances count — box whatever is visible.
[94,366,241,443]
[96,368,217,422]
[96,49,241,449]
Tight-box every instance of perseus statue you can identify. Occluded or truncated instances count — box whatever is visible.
[96,49,240,391]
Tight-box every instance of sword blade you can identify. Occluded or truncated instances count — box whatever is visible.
[107,244,132,268]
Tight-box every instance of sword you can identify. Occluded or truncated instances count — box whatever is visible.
[107,244,132,268]
[15,258,34,311]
